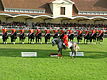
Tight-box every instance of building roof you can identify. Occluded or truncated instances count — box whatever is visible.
[1,0,53,15]
[2,0,107,11]
[0,0,107,17]
[72,0,107,11]
[1,0,52,10]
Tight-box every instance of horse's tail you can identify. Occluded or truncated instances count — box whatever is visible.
[74,43,80,51]
[76,44,80,50]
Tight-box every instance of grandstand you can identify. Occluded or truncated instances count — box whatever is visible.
[0,0,107,30]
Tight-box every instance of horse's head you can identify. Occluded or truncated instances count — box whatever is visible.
[51,38,59,46]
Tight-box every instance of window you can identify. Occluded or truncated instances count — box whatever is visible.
[60,7,65,15]
[4,8,45,13]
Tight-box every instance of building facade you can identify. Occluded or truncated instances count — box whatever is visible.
[0,0,107,24]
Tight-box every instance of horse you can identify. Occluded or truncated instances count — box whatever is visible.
[90,32,97,43]
[68,33,75,41]
[59,33,64,39]
[77,33,83,44]
[10,32,17,44]
[53,33,59,39]
[35,33,42,43]
[52,38,80,57]
[84,33,91,44]
[96,32,104,44]
[19,33,26,44]
[28,33,35,44]
[45,33,51,44]
[2,32,8,44]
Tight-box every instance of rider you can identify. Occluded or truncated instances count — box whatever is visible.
[19,30,25,37]
[98,30,104,41]
[2,29,8,44]
[53,30,59,38]
[35,29,41,43]
[19,29,25,43]
[77,30,83,43]
[11,29,17,44]
[36,29,41,36]
[62,32,69,49]
[45,30,50,43]
[98,30,104,37]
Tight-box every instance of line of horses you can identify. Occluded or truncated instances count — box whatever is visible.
[2,32,51,44]
[77,31,104,44]
[2,31,104,44]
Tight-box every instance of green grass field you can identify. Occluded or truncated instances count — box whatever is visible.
[0,38,107,80]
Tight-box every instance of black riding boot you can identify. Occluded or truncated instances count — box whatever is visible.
[63,44,67,49]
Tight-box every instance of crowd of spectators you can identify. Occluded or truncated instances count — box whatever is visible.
[0,21,107,30]
[0,21,29,29]
[32,23,107,30]
[33,23,107,28]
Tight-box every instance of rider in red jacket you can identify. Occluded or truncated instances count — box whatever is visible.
[62,32,68,49]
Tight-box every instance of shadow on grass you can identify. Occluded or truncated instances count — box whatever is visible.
[0,48,59,58]
[0,48,107,59]
[80,51,107,59]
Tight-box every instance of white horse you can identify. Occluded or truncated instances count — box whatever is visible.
[52,38,80,57]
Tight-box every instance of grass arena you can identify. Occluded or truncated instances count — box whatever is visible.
[0,0,107,79]
[0,33,107,80]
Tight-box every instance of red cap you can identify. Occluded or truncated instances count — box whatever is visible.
[60,30,64,34]
[67,30,73,34]
[19,30,24,33]
[37,29,41,33]
[92,30,96,33]
[2,29,7,33]
[78,30,82,34]
[11,29,16,33]
[99,30,103,33]
[53,30,58,33]
[45,30,50,33]
[29,29,34,33]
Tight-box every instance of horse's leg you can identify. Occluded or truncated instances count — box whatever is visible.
[22,39,24,44]
[32,38,34,44]
[3,38,5,44]
[20,38,22,44]
[70,48,74,58]
[38,38,39,43]
[5,38,8,44]
[74,51,77,58]
[84,38,85,44]
[45,37,47,44]
[86,39,88,44]
[36,37,37,43]
[11,38,13,44]
[40,38,42,44]
[58,48,62,54]
[33,38,34,43]
[30,38,32,44]
[12,39,15,44]
[60,48,62,55]
[28,38,29,44]
[58,48,62,58]
[4,38,6,44]
[78,39,79,44]
[90,38,92,43]
[48,39,50,43]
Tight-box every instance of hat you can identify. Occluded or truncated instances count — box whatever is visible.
[2,29,7,33]
[11,29,16,33]
[29,29,34,33]
[19,29,24,33]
